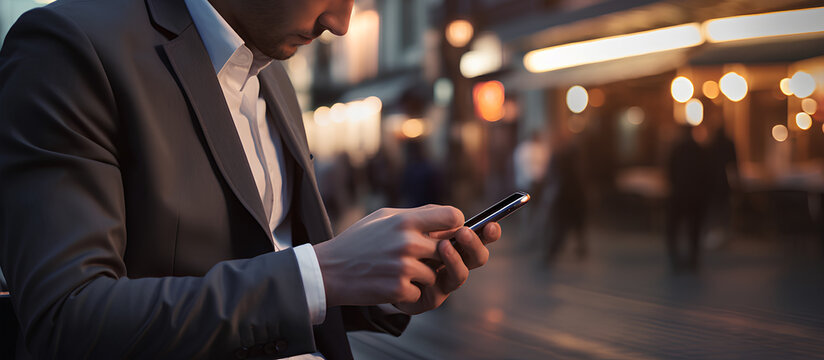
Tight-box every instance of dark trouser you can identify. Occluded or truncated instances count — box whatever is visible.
[545,210,586,262]
[666,201,706,270]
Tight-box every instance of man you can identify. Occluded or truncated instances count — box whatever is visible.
[0,0,500,358]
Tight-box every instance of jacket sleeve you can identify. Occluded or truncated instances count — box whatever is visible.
[0,8,316,359]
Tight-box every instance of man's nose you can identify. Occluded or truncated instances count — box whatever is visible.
[318,0,354,36]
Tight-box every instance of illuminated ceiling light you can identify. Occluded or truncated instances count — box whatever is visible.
[566,85,589,114]
[789,71,816,98]
[796,112,813,130]
[401,118,425,139]
[720,72,748,102]
[313,106,331,126]
[703,7,824,43]
[685,98,704,126]
[624,106,645,125]
[702,81,720,99]
[779,78,793,96]
[671,76,694,103]
[34,0,55,4]
[801,98,817,114]
[772,124,789,142]
[523,23,703,73]
[446,19,474,48]
[473,81,506,122]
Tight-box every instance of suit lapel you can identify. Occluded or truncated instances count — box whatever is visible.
[258,66,312,174]
[259,66,335,243]
[159,19,273,244]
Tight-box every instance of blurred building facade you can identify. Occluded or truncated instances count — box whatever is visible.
[296,0,824,235]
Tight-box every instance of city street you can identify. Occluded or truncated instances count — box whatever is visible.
[349,216,824,359]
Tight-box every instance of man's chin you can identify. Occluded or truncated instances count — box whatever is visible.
[267,45,299,61]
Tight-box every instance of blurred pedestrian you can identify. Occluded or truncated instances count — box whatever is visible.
[514,132,549,198]
[401,140,444,207]
[514,132,549,246]
[705,127,738,249]
[666,125,711,271]
[535,133,587,263]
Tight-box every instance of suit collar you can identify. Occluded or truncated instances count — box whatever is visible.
[146,0,192,36]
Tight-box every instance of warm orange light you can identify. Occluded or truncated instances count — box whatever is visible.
[401,118,425,139]
[446,20,474,48]
[795,112,812,130]
[772,124,788,142]
[779,78,793,96]
[589,88,606,107]
[720,72,748,102]
[473,81,506,122]
[801,98,817,114]
[671,76,694,103]
[702,81,720,99]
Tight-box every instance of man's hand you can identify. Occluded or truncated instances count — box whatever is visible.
[394,222,501,315]
[313,205,501,311]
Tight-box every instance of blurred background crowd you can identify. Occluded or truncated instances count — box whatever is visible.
[2,0,823,358]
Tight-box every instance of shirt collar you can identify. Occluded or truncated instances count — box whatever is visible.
[184,0,272,77]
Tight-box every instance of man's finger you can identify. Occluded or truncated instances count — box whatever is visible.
[479,222,501,245]
[427,227,462,240]
[401,205,465,233]
[405,233,440,260]
[406,258,437,288]
[452,227,489,270]
[437,239,469,294]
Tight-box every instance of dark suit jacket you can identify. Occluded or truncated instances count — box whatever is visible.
[0,0,408,358]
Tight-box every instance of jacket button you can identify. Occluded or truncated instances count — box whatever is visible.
[234,346,249,359]
[275,340,288,353]
[309,153,314,160]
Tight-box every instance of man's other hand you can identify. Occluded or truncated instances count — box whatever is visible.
[313,205,501,312]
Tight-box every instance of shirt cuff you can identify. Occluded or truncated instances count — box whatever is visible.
[293,244,326,325]
[377,303,407,315]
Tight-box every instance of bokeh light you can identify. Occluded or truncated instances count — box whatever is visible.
[772,124,788,142]
[671,76,694,103]
[446,20,474,48]
[801,98,817,114]
[589,88,606,107]
[473,81,506,122]
[720,72,748,102]
[330,103,348,123]
[363,96,383,115]
[795,112,812,130]
[779,78,793,96]
[624,106,645,125]
[401,118,425,138]
[313,106,331,126]
[566,85,589,113]
[789,71,816,98]
[702,80,720,99]
[685,98,704,126]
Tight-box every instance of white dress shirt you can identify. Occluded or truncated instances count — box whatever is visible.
[184,1,326,358]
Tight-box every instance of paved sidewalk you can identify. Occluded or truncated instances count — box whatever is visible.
[348,223,824,359]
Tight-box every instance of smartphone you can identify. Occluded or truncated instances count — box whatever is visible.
[450,191,530,250]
